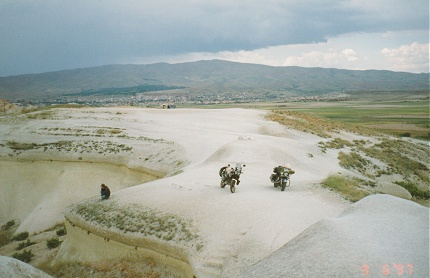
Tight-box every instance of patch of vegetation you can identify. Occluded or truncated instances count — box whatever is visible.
[21,104,86,114]
[359,139,429,186]
[3,220,16,230]
[13,231,29,241]
[36,223,66,234]
[394,181,430,199]
[16,239,35,250]
[0,220,17,247]
[267,110,375,138]
[6,139,133,155]
[46,237,62,249]
[72,201,200,246]
[7,141,41,150]
[40,126,125,137]
[338,151,373,175]
[269,100,429,139]
[196,243,204,252]
[96,128,122,135]
[12,249,34,263]
[56,227,67,236]
[316,135,428,199]
[40,256,170,278]
[319,137,356,153]
[321,174,370,202]
[399,132,411,137]
[320,138,353,149]
[24,110,55,119]
[267,111,333,138]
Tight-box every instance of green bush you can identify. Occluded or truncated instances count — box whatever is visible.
[395,181,430,199]
[13,231,29,241]
[46,237,61,249]
[16,239,35,250]
[3,220,15,230]
[0,232,12,247]
[12,250,34,263]
[56,227,66,236]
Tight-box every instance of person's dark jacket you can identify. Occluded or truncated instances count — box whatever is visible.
[101,186,110,199]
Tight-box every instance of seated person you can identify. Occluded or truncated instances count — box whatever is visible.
[100,183,111,199]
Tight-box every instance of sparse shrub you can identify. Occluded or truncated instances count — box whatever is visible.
[7,141,39,150]
[3,220,15,230]
[39,257,166,278]
[73,202,200,244]
[267,111,334,138]
[363,180,376,187]
[394,181,430,199]
[361,139,429,185]
[56,227,67,236]
[109,129,122,134]
[0,220,17,247]
[16,239,35,250]
[324,138,353,149]
[92,262,111,272]
[0,233,12,247]
[46,237,61,249]
[12,249,34,263]
[13,231,29,241]
[321,174,370,202]
[196,243,204,251]
[338,151,371,174]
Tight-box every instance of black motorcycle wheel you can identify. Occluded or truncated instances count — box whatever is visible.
[281,181,286,191]
[230,180,236,193]
[274,182,279,187]
[220,180,226,188]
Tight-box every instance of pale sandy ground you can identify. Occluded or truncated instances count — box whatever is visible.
[0,255,52,278]
[0,107,428,277]
[239,194,429,277]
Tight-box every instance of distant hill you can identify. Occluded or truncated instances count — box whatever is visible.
[0,60,428,101]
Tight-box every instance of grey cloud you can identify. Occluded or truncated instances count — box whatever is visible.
[0,0,428,76]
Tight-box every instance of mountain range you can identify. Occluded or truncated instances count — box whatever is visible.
[0,60,428,101]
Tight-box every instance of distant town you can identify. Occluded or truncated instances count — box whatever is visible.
[12,90,355,108]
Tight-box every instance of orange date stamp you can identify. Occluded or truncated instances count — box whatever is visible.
[362,263,414,276]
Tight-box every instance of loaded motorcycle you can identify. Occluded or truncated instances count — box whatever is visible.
[270,166,294,191]
[219,163,245,193]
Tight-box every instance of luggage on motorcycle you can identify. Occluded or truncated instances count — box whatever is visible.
[270,173,277,182]
[219,166,227,177]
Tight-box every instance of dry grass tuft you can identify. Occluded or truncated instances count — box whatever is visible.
[321,174,370,202]
[71,201,201,247]
[266,110,375,138]
[41,256,168,278]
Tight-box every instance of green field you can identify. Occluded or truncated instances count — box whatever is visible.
[183,98,429,140]
[275,100,429,139]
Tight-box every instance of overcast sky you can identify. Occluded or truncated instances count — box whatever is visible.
[0,0,428,77]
